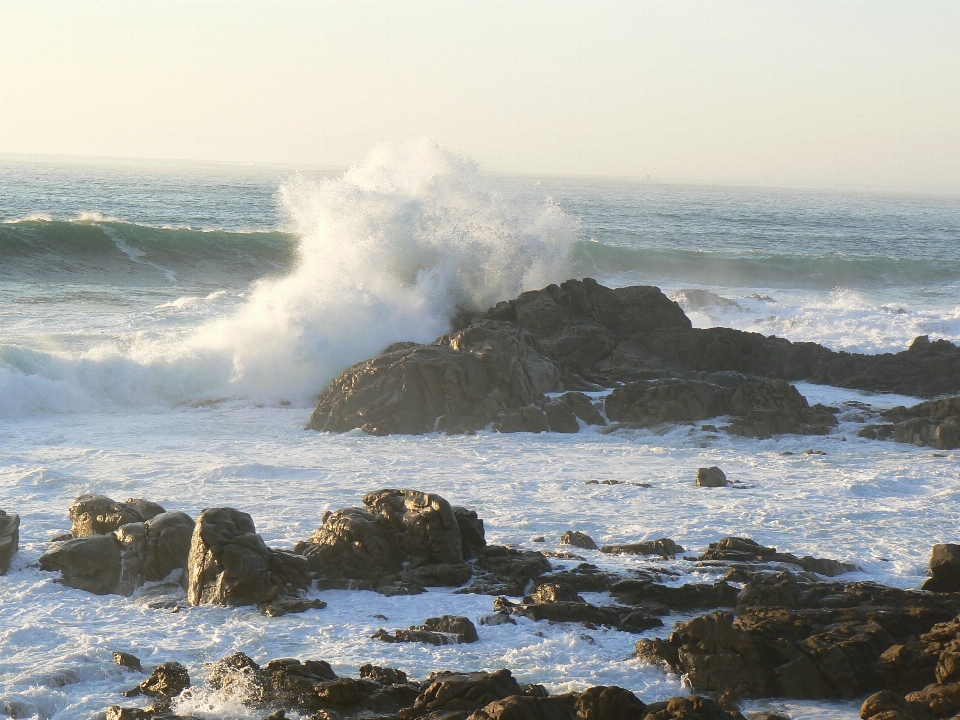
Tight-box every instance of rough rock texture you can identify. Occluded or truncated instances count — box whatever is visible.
[883,395,960,450]
[39,533,122,594]
[466,694,578,720]
[637,584,960,700]
[601,539,683,558]
[454,506,487,560]
[702,537,856,577]
[697,467,728,488]
[467,545,553,596]
[560,531,599,551]
[494,589,662,633]
[611,580,740,613]
[310,280,960,436]
[372,615,480,646]
[363,489,464,567]
[122,662,190,699]
[923,545,960,592]
[0,509,19,574]
[186,508,310,606]
[69,495,165,537]
[309,321,560,435]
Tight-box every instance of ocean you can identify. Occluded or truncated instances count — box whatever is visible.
[2,142,960,719]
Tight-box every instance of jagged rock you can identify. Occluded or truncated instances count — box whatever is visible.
[259,597,326,617]
[537,563,624,594]
[373,615,479,645]
[186,508,310,606]
[904,683,960,718]
[601,538,682,558]
[309,320,560,435]
[697,467,728,488]
[575,686,646,720]
[560,531,598,550]
[69,495,165,537]
[493,592,662,633]
[358,664,407,684]
[39,533,121,594]
[467,694,578,720]
[0,509,19,574]
[611,580,740,612]
[123,661,190,699]
[453,507,487,560]
[467,545,552,596]
[402,669,524,718]
[883,396,960,450]
[923,545,960,592]
[363,489,463,567]
[113,652,143,673]
[116,512,195,596]
[642,696,744,720]
[702,538,856,577]
[295,508,403,584]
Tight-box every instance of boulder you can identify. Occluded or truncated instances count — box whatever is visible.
[883,396,960,450]
[372,615,479,646]
[923,545,960,592]
[39,533,122,594]
[467,694,578,720]
[697,467,728,488]
[186,508,310,606]
[611,580,739,612]
[309,321,560,435]
[123,661,190,699]
[113,652,143,673]
[69,495,165,537]
[493,591,662,633]
[116,512,195,596]
[642,696,744,720]
[560,531,598,551]
[403,669,525,718]
[601,538,683,558]
[453,506,487,560]
[575,686,646,720]
[469,545,553,596]
[295,508,403,584]
[0,509,19,574]
[363,489,463,567]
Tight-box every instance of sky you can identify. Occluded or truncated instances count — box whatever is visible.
[1,0,959,193]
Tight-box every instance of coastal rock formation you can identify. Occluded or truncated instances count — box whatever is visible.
[372,615,479,645]
[560,531,599,550]
[493,585,663,633]
[696,467,728,487]
[601,538,683,558]
[923,544,960,592]
[701,537,856,577]
[882,396,960,450]
[0,509,19,574]
[363,489,464,566]
[39,509,195,596]
[309,279,960,436]
[69,495,166,537]
[186,507,310,606]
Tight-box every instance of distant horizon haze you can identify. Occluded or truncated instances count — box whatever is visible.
[1,0,958,195]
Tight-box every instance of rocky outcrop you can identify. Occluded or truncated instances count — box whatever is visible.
[601,538,682,558]
[0,509,19,574]
[606,378,837,438]
[372,615,479,645]
[69,495,165,537]
[697,467,728,487]
[39,510,194,596]
[883,396,960,450]
[468,545,553,596]
[309,321,560,435]
[493,585,663,633]
[923,544,960,592]
[560,531,598,550]
[310,279,960,437]
[363,489,464,566]
[701,537,856,577]
[122,662,190,700]
[186,507,310,606]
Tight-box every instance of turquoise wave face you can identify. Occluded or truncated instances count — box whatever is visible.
[0,219,298,284]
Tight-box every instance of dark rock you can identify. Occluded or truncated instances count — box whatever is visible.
[113,652,143,673]
[373,615,479,645]
[39,533,122,594]
[611,580,739,612]
[883,396,960,450]
[923,545,960,592]
[601,538,682,558]
[402,668,524,718]
[493,594,662,634]
[116,512,195,596]
[123,661,190,699]
[296,507,403,584]
[186,508,310,606]
[468,545,552,596]
[642,696,744,720]
[560,531,598,551]
[69,495,165,537]
[309,321,560,435]
[454,506,487,560]
[363,489,464,567]
[697,467,728,488]
[259,597,326,617]
[575,686,646,720]
[0,509,19,574]
[495,405,551,433]
[467,694,578,720]
[358,664,407,684]
[702,537,855,577]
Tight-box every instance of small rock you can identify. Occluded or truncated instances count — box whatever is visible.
[112,652,143,673]
[122,661,190,699]
[560,531,598,550]
[531,536,546,543]
[258,597,326,617]
[923,543,960,592]
[0,510,20,575]
[696,466,728,488]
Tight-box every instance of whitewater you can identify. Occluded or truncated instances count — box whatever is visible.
[2,142,960,719]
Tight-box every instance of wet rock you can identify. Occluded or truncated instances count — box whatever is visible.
[113,652,143,673]
[259,597,326,617]
[923,544,960,592]
[642,696,744,720]
[295,508,403,584]
[560,531,598,551]
[467,694,578,720]
[493,593,662,633]
[574,686,646,720]
[454,506,487,560]
[883,396,960,450]
[373,615,479,645]
[39,533,122,594]
[403,668,524,718]
[467,545,552,596]
[69,495,165,538]
[358,664,407,684]
[601,538,682,558]
[703,537,855,577]
[131,582,185,609]
[494,405,551,433]
[186,508,310,606]
[611,579,739,612]
[697,467,728,488]
[116,512,195,596]
[0,509,19,574]
[309,320,560,435]
[123,661,190,699]
[363,489,464,567]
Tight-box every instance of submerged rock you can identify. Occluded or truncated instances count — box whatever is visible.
[0,509,19,575]
[372,615,479,645]
[601,538,683,558]
[697,467,728,488]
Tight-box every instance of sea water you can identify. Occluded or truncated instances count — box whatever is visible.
[2,141,960,719]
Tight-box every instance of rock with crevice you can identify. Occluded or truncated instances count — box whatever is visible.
[363,489,464,567]
[923,544,960,592]
[493,590,662,634]
[69,495,165,537]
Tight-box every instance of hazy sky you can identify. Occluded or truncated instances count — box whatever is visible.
[2,1,959,192]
